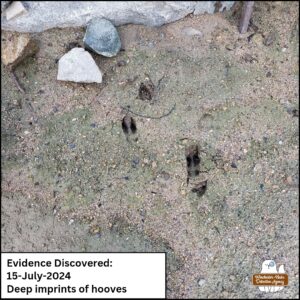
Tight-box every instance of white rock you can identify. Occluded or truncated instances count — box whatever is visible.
[57,48,102,84]
[5,1,27,21]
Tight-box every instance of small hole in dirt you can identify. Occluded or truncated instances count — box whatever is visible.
[186,145,201,181]
[193,155,200,166]
[130,121,137,133]
[186,156,192,168]
[122,116,137,135]
[194,170,200,176]
[188,169,200,178]
[186,145,200,166]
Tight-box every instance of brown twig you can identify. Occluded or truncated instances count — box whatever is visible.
[239,1,254,34]
[11,71,25,93]
[121,103,176,120]
[118,75,139,87]
[157,74,166,91]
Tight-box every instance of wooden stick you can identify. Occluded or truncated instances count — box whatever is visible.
[11,70,25,93]
[121,103,176,120]
[239,1,254,34]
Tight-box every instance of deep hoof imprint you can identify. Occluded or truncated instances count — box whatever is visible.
[186,145,201,180]
[122,115,137,135]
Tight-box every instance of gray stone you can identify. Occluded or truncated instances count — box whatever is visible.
[1,1,235,33]
[57,48,102,84]
[181,27,203,37]
[84,18,121,57]
[194,1,234,15]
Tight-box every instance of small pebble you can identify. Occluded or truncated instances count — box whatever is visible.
[286,176,293,185]
[161,171,170,180]
[229,275,236,281]
[117,60,127,67]
[132,157,139,168]
[90,226,101,234]
[198,278,206,287]
[231,162,237,168]
[263,32,276,46]
[69,143,76,149]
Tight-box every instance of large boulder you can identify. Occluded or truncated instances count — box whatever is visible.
[1,1,235,33]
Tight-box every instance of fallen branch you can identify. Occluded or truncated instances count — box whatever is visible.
[121,103,176,120]
[11,70,25,93]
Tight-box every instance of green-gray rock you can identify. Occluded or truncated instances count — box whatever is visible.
[83,18,121,57]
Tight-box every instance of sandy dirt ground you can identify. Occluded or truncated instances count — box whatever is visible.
[1,2,299,298]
